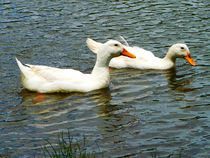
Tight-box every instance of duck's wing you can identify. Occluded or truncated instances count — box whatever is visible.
[29,65,84,82]
[125,46,156,61]
[16,58,84,82]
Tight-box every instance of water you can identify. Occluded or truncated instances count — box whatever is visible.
[0,0,209,157]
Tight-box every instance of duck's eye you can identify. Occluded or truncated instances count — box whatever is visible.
[180,47,185,50]
[114,44,119,47]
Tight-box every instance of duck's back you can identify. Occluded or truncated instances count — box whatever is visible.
[110,46,163,69]
[25,65,84,82]
[127,46,155,60]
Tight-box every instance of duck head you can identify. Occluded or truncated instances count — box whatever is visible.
[86,38,136,59]
[168,43,196,66]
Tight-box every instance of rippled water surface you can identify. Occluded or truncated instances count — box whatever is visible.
[0,0,209,157]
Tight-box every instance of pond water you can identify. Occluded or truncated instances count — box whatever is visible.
[0,0,209,157]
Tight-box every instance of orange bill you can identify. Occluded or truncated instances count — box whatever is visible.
[184,52,196,66]
[121,48,136,58]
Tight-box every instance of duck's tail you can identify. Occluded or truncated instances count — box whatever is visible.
[119,36,129,46]
[15,58,31,77]
[86,38,103,54]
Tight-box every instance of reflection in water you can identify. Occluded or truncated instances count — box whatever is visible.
[20,89,79,105]
[165,68,195,93]
[19,77,138,126]
[19,87,140,156]
[18,88,113,126]
[89,88,112,107]
[19,88,112,107]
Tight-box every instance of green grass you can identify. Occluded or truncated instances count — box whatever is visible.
[41,130,103,158]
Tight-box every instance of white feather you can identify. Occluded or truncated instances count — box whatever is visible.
[109,42,196,70]
[16,38,135,93]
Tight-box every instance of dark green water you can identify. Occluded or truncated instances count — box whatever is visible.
[0,0,209,157]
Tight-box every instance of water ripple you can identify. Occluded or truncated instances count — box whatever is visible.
[0,0,209,157]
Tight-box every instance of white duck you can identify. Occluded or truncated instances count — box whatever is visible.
[16,38,136,93]
[87,37,196,70]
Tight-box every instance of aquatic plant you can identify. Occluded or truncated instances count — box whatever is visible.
[41,130,103,158]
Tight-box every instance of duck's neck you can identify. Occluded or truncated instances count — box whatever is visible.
[163,50,177,66]
[91,53,111,78]
[96,53,112,67]
[90,54,111,88]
